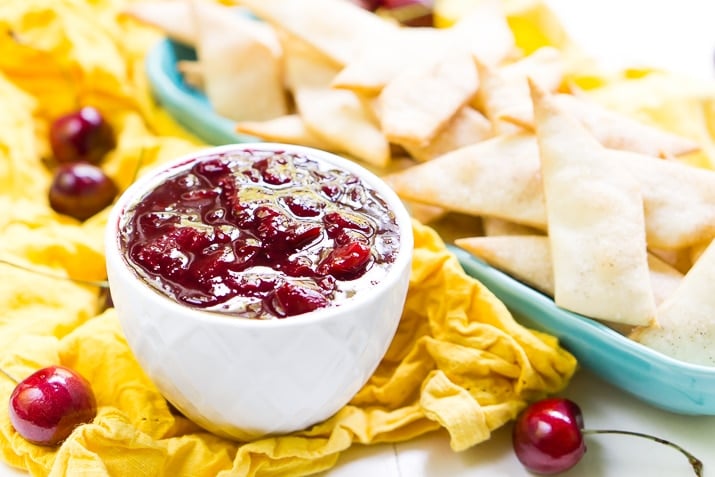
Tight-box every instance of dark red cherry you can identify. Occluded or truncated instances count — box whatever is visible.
[8,365,97,446]
[380,0,434,26]
[513,397,703,476]
[49,162,118,221]
[49,106,116,165]
[512,398,585,475]
[349,0,382,11]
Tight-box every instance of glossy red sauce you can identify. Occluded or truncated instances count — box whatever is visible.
[119,149,401,319]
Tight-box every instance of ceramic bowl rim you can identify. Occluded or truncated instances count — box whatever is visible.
[105,142,414,330]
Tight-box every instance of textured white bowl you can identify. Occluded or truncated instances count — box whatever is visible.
[105,143,413,441]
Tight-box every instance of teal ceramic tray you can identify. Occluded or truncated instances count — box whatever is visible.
[450,246,715,415]
[145,38,256,145]
[145,38,715,415]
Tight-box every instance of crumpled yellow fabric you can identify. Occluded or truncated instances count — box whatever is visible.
[0,1,582,476]
[0,224,577,477]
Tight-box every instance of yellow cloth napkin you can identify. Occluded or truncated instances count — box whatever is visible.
[0,1,583,476]
[0,224,577,477]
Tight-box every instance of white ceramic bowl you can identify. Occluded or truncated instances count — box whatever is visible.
[105,143,413,440]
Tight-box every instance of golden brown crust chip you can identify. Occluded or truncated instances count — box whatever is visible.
[332,0,513,96]
[448,0,516,66]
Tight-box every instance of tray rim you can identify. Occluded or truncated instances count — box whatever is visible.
[450,245,715,416]
[144,35,715,416]
[144,38,257,145]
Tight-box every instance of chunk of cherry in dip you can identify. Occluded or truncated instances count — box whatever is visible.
[119,149,401,320]
[512,397,703,476]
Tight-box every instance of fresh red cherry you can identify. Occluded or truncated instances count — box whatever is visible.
[8,365,97,446]
[49,162,118,221]
[513,397,585,474]
[49,106,116,165]
[513,397,703,476]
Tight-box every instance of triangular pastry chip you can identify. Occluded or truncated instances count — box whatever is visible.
[390,126,715,250]
[331,27,448,96]
[502,92,700,157]
[550,93,699,157]
[531,81,656,326]
[376,47,479,146]
[400,106,493,162]
[235,0,395,66]
[386,133,546,228]
[284,39,390,167]
[456,235,554,295]
[457,235,681,306]
[235,115,328,149]
[475,47,563,134]
[332,0,513,95]
[631,239,715,366]
[192,3,287,121]
[611,148,715,249]
[448,0,516,66]
[645,254,686,307]
[481,217,543,237]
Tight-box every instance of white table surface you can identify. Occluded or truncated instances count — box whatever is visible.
[2,1,714,476]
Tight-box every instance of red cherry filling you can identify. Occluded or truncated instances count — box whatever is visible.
[120,151,401,319]
[318,241,372,280]
[272,282,330,317]
[281,194,323,217]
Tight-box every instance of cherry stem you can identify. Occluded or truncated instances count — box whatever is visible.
[0,367,19,385]
[582,429,703,477]
[0,258,109,288]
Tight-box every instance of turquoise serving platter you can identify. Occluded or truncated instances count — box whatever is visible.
[450,246,715,415]
[145,38,256,145]
[145,38,715,416]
